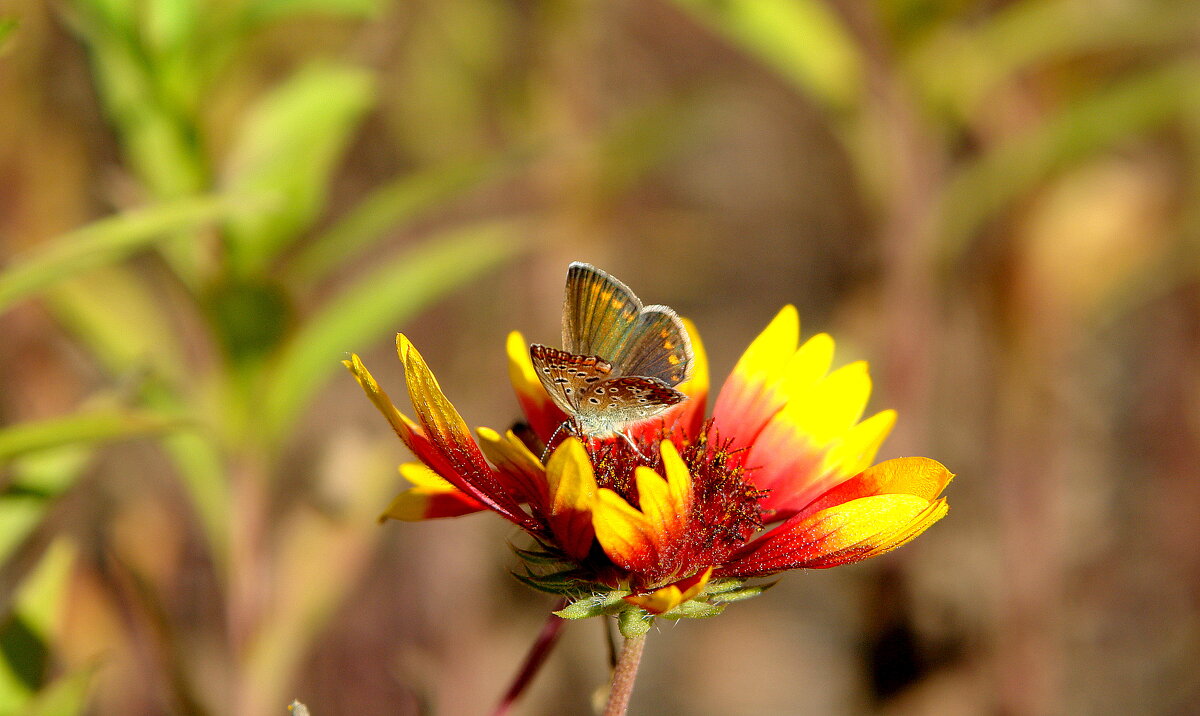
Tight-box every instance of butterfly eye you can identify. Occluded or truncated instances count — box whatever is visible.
[588,397,601,404]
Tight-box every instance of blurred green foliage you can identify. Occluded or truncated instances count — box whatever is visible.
[1,0,1198,713]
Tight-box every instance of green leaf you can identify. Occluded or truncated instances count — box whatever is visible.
[243,0,380,24]
[222,63,375,275]
[938,61,1200,265]
[908,0,1200,121]
[47,266,188,383]
[0,616,47,691]
[20,665,96,716]
[288,153,523,284]
[0,411,185,464]
[0,541,76,711]
[0,18,18,53]
[0,196,237,314]
[669,0,862,111]
[512,572,575,596]
[261,221,523,440]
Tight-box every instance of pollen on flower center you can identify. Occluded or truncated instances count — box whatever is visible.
[588,422,767,570]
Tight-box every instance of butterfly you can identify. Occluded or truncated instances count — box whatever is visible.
[530,262,694,440]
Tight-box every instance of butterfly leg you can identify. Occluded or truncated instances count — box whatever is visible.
[615,429,648,461]
[539,420,573,463]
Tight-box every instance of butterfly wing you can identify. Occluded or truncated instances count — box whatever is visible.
[562,262,693,386]
[562,262,642,361]
[612,306,692,386]
[529,344,614,416]
[571,375,688,437]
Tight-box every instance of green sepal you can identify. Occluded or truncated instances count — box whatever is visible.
[511,568,595,596]
[659,600,725,620]
[700,578,751,596]
[554,592,629,620]
[511,545,569,566]
[709,580,778,604]
[617,608,654,638]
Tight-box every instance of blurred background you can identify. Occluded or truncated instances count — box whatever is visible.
[1,0,1198,714]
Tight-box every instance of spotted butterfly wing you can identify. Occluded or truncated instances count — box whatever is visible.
[529,344,614,417]
[562,262,693,386]
[529,344,686,437]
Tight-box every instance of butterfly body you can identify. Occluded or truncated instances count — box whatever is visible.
[531,263,693,439]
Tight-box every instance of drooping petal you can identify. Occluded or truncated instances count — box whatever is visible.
[378,463,486,521]
[476,427,549,513]
[396,335,535,529]
[625,567,713,614]
[719,493,948,577]
[544,438,598,560]
[507,331,568,443]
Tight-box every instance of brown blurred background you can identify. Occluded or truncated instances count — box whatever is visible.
[1,0,1198,714]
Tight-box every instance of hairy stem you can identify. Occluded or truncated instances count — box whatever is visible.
[602,632,647,716]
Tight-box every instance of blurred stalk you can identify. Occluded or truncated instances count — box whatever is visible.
[829,4,943,454]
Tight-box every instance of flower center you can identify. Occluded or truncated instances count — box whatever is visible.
[589,423,767,570]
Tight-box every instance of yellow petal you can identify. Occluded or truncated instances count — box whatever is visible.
[476,427,547,506]
[774,332,835,399]
[625,567,713,614]
[544,438,598,559]
[592,489,656,572]
[712,306,801,440]
[633,466,673,542]
[677,318,709,403]
[659,440,692,520]
[819,410,897,480]
[378,464,485,522]
[343,354,422,447]
[399,462,453,489]
[781,360,872,445]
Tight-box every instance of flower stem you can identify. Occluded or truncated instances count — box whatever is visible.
[491,605,566,716]
[602,632,647,716]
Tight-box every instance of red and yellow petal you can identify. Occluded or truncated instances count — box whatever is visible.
[713,307,842,449]
[625,567,713,614]
[719,492,948,576]
[378,463,486,521]
[744,359,892,519]
[396,335,535,528]
[544,438,598,560]
[507,331,568,443]
[476,427,549,511]
[344,354,429,457]
[795,457,954,521]
[592,441,693,574]
[592,488,659,574]
[711,306,799,444]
